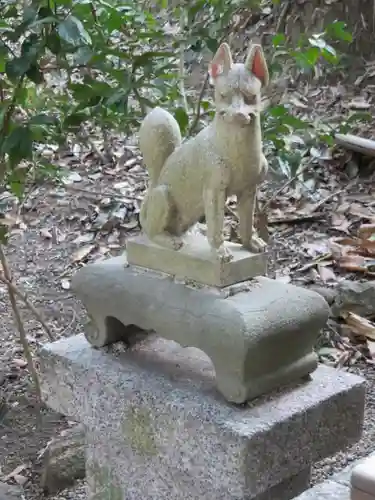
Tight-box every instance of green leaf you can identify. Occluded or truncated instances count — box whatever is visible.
[206,37,219,53]
[26,64,44,84]
[132,51,174,71]
[346,111,372,124]
[2,125,33,167]
[0,225,9,244]
[272,33,286,47]
[63,112,88,128]
[8,167,28,200]
[46,32,62,54]
[29,114,59,126]
[174,107,189,135]
[326,21,353,43]
[0,55,6,73]
[58,16,91,46]
[6,57,31,80]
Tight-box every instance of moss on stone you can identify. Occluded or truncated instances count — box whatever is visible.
[121,405,158,457]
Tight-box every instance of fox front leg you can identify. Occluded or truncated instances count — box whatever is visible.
[204,187,232,262]
[238,189,266,253]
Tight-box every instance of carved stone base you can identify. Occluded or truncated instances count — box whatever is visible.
[38,334,365,500]
[71,255,330,404]
[126,233,267,287]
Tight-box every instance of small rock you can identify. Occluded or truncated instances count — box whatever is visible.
[331,280,375,318]
[0,482,23,499]
[306,285,337,305]
[40,423,86,495]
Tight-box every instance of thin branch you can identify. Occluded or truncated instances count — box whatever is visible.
[79,125,108,163]
[0,272,55,341]
[178,8,189,114]
[0,245,41,400]
[260,160,314,213]
[188,72,209,136]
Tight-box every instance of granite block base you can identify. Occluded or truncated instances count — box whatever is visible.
[38,334,365,500]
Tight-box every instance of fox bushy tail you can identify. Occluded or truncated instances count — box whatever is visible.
[138,107,182,186]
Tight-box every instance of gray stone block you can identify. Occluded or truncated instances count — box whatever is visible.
[40,423,86,494]
[39,334,365,500]
[247,469,311,500]
[293,480,350,499]
[334,453,375,487]
[71,255,330,403]
[126,233,267,287]
[0,482,23,500]
[351,455,375,499]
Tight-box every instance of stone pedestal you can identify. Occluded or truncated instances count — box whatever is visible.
[126,233,267,287]
[38,334,365,500]
[351,455,375,500]
[70,255,330,404]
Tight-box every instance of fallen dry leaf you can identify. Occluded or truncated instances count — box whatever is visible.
[72,233,95,245]
[12,358,27,368]
[40,227,52,239]
[13,473,27,486]
[3,463,29,482]
[317,264,336,283]
[342,311,375,341]
[358,223,375,241]
[71,244,95,263]
[338,254,375,275]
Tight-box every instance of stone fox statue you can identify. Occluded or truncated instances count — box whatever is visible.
[138,42,269,261]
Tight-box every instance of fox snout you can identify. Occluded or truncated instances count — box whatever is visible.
[219,107,257,125]
[229,106,257,125]
[233,110,254,125]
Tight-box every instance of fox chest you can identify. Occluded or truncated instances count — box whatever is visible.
[225,147,263,194]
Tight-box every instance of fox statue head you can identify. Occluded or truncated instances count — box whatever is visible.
[208,42,269,127]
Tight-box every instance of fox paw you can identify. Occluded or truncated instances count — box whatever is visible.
[246,235,267,253]
[212,244,233,263]
[152,234,183,251]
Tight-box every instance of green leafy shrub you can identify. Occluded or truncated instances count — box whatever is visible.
[0,0,367,208]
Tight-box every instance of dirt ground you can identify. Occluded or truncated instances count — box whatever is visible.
[0,44,375,499]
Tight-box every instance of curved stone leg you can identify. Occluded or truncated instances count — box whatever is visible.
[71,255,330,404]
[84,314,147,349]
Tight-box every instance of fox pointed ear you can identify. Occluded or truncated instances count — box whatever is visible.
[245,44,269,87]
[208,43,233,82]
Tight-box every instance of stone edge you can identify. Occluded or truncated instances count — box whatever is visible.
[293,451,375,499]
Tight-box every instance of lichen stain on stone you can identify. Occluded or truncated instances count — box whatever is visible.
[122,406,158,457]
[87,459,123,500]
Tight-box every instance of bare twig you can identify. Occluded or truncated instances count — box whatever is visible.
[178,8,189,114]
[310,188,347,213]
[261,160,313,213]
[79,125,108,164]
[0,273,54,341]
[0,245,41,399]
[275,0,291,33]
[188,72,210,136]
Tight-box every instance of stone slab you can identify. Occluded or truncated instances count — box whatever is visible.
[71,255,330,404]
[293,480,350,499]
[351,455,375,499]
[0,482,23,500]
[257,469,311,500]
[126,232,267,287]
[335,453,375,487]
[38,334,365,500]
[40,423,86,494]
[86,432,310,500]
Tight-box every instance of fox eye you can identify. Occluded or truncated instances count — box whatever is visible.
[244,94,256,105]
